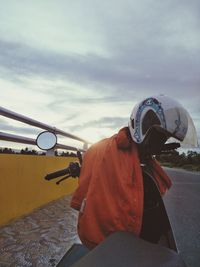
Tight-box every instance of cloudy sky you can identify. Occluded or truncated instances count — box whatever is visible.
[0,0,200,150]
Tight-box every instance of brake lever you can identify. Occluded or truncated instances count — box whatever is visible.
[56,174,72,185]
[55,162,81,185]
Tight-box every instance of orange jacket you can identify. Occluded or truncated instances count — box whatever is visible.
[71,127,171,249]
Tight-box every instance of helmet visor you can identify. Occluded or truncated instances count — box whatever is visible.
[168,111,199,148]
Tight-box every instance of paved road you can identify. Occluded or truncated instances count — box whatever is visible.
[163,168,200,267]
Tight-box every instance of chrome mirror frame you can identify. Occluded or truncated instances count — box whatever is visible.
[36,131,57,150]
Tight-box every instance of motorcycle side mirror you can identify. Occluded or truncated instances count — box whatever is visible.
[36,131,57,150]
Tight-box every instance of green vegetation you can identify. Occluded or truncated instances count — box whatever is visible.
[157,150,200,172]
[0,147,76,157]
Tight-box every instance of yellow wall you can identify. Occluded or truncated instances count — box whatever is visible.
[0,154,78,226]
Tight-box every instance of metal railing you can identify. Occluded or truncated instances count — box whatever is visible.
[0,106,90,153]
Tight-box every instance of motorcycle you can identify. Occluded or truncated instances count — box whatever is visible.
[36,131,187,267]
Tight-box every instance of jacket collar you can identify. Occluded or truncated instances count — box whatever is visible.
[116,127,133,150]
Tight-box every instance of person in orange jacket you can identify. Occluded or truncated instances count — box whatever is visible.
[71,95,197,249]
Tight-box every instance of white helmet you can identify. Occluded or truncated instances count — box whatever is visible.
[128,95,198,147]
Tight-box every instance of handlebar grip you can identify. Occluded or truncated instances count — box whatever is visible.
[45,167,70,180]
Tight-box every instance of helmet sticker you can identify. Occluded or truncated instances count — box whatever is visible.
[174,113,181,135]
[173,109,187,137]
[134,97,167,142]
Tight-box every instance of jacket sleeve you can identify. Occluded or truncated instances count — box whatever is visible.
[70,147,94,210]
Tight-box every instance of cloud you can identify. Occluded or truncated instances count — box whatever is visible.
[69,116,128,131]
[0,36,199,97]
[0,118,39,136]
[0,36,199,144]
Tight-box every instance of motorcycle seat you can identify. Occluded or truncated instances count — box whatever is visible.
[71,232,186,267]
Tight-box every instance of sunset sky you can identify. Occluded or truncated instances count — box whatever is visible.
[0,0,199,150]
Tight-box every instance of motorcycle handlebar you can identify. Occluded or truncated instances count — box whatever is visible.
[45,162,80,181]
[45,167,70,180]
[44,143,178,182]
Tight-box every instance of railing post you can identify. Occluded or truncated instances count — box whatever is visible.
[46,149,55,156]
[83,143,88,151]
